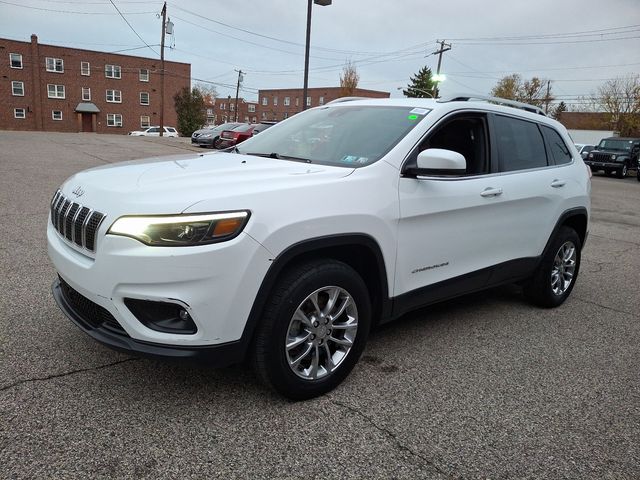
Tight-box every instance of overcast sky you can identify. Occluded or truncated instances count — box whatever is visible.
[1,0,639,108]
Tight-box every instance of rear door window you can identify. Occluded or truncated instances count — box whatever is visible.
[493,115,548,172]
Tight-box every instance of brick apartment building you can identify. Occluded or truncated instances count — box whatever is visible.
[258,87,390,122]
[204,97,259,126]
[1,35,190,134]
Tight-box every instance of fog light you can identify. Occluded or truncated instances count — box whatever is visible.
[124,298,197,334]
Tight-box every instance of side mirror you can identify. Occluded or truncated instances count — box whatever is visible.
[405,148,467,176]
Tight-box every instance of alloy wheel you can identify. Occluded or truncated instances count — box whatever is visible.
[551,241,576,296]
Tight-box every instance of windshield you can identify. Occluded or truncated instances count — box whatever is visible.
[236,105,430,167]
[598,139,634,151]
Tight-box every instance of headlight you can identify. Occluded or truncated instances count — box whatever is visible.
[108,211,250,246]
[588,153,594,158]
[611,155,617,160]
[201,133,213,138]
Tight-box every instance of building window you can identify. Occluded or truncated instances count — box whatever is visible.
[105,64,121,79]
[140,115,150,128]
[52,110,62,121]
[306,96,311,107]
[82,87,91,101]
[230,103,235,111]
[248,104,256,113]
[106,89,122,103]
[107,113,123,127]
[244,116,249,123]
[139,68,149,82]
[47,84,65,99]
[252,116,257,123]
[262,97,268,106]
[10,53,23,69]
[284,96,290,106]
[46,57,64,73]
[273,97,278,106]
[283,112,288,119]
[14,108,26,119]
[296,97,299,107]
[81,61,90,76]
[11,81,24,96]
[206,108,213,115]
[220,103,226,110]
[319,96,324,105]
[139,92,149,105]
[261,112,267,120]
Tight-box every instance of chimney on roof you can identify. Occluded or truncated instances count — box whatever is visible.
[31,34,38,44]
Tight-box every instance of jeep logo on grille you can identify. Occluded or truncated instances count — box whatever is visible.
[72,186,85,197]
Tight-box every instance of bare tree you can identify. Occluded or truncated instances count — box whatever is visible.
[194,82,219,104]
[595,75,640,136]
[339,61,360,97]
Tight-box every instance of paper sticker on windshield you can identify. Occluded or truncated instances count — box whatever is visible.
[341,155,358,163]
[409,108,429,115]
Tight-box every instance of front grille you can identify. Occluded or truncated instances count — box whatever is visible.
[59,276,127,336]
[592,153,617,162]
[50,190,105,252]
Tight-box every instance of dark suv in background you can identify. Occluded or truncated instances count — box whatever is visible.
[584,137,640,178]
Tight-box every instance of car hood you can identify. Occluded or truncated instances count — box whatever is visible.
[591,149,629,155]
[193,128,217,135]
[59,152,355,215]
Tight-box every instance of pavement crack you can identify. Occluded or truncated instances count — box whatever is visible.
[575,297,636,317]
[331,398,457,479]
[0,358,139,393]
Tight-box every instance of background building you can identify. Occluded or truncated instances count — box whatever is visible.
[205,97,259,126]
[258,87,390,122]
[1,35,190,133]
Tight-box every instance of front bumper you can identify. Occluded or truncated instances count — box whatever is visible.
[192,136,215,146]
[52,278,243,365]
[584,160,625,169]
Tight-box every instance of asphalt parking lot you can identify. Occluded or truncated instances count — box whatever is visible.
[1,131,638,479]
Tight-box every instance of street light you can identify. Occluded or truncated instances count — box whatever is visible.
[302,0,331,111]
[397,87,434,98]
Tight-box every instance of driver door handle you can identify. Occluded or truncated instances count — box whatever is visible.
[480,187,503,198]
[551,179,566,188]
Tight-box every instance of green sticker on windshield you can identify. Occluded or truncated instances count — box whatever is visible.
[408,114,418,120]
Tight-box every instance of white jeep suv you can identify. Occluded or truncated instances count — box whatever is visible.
[48,95,590,399]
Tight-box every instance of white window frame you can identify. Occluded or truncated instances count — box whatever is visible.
[306,96,311,107]
[273,97,278,106]
[244,116,249,123]
[52,110,63,121]
[206,108,213,115]
[10,53,23,69]
[252,116,257,123]
[139,68,149,82]
[14,108,26,119]
[106,89,122,103]
[82,87,91,101]
[107,113,123,127]
[139,92,149,105]
[11,81,24,96]
[284,96,290,106]
[296,97,300,107]
[230,103,235,111]
[261,112,267,120]
[105,64,122,79]
[319,96,324,105]
[262,97,268,106]
[81,61,90,76]
[46,57,64,73]
[220,103,226,110]
[248,104,256,113]
[140,115,150,128]
[47,84,65,99]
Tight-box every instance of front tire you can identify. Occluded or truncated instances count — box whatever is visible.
[252,260,371,400]
[524,226,581,308]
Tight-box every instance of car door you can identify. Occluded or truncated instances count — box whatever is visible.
[147,127,160,137]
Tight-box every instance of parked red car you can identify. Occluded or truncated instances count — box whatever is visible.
[216,124,254,149]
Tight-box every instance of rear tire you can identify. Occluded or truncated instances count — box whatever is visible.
[616,164,628,178]
[252,259,371,400]
[524,226,581,308]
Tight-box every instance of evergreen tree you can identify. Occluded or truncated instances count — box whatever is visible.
[173,87,206,136]
[552,101,567,120]
[403,66,437,98]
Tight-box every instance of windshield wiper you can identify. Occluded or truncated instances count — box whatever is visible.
[244,152,312,163]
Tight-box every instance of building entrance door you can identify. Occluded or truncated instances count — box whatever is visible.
[81,113,93,132]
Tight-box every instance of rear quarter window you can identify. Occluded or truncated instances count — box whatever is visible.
[542,126,572,165]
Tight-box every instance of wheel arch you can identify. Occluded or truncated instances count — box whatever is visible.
[542,207,588,259]
[238,234,391,358]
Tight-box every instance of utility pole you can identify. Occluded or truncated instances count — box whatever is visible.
[432,40,451,98]
[302,0,313,111]
[544,79,552,114]
[159,1,167,136]
[234,70,243,122]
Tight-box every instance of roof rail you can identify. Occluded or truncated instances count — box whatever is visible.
[437,94,547,116]
[326,96,371,105]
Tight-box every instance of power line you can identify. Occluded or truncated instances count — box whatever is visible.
[107,0,159,56]
[0,0,154,14]
[448,24,640,41]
